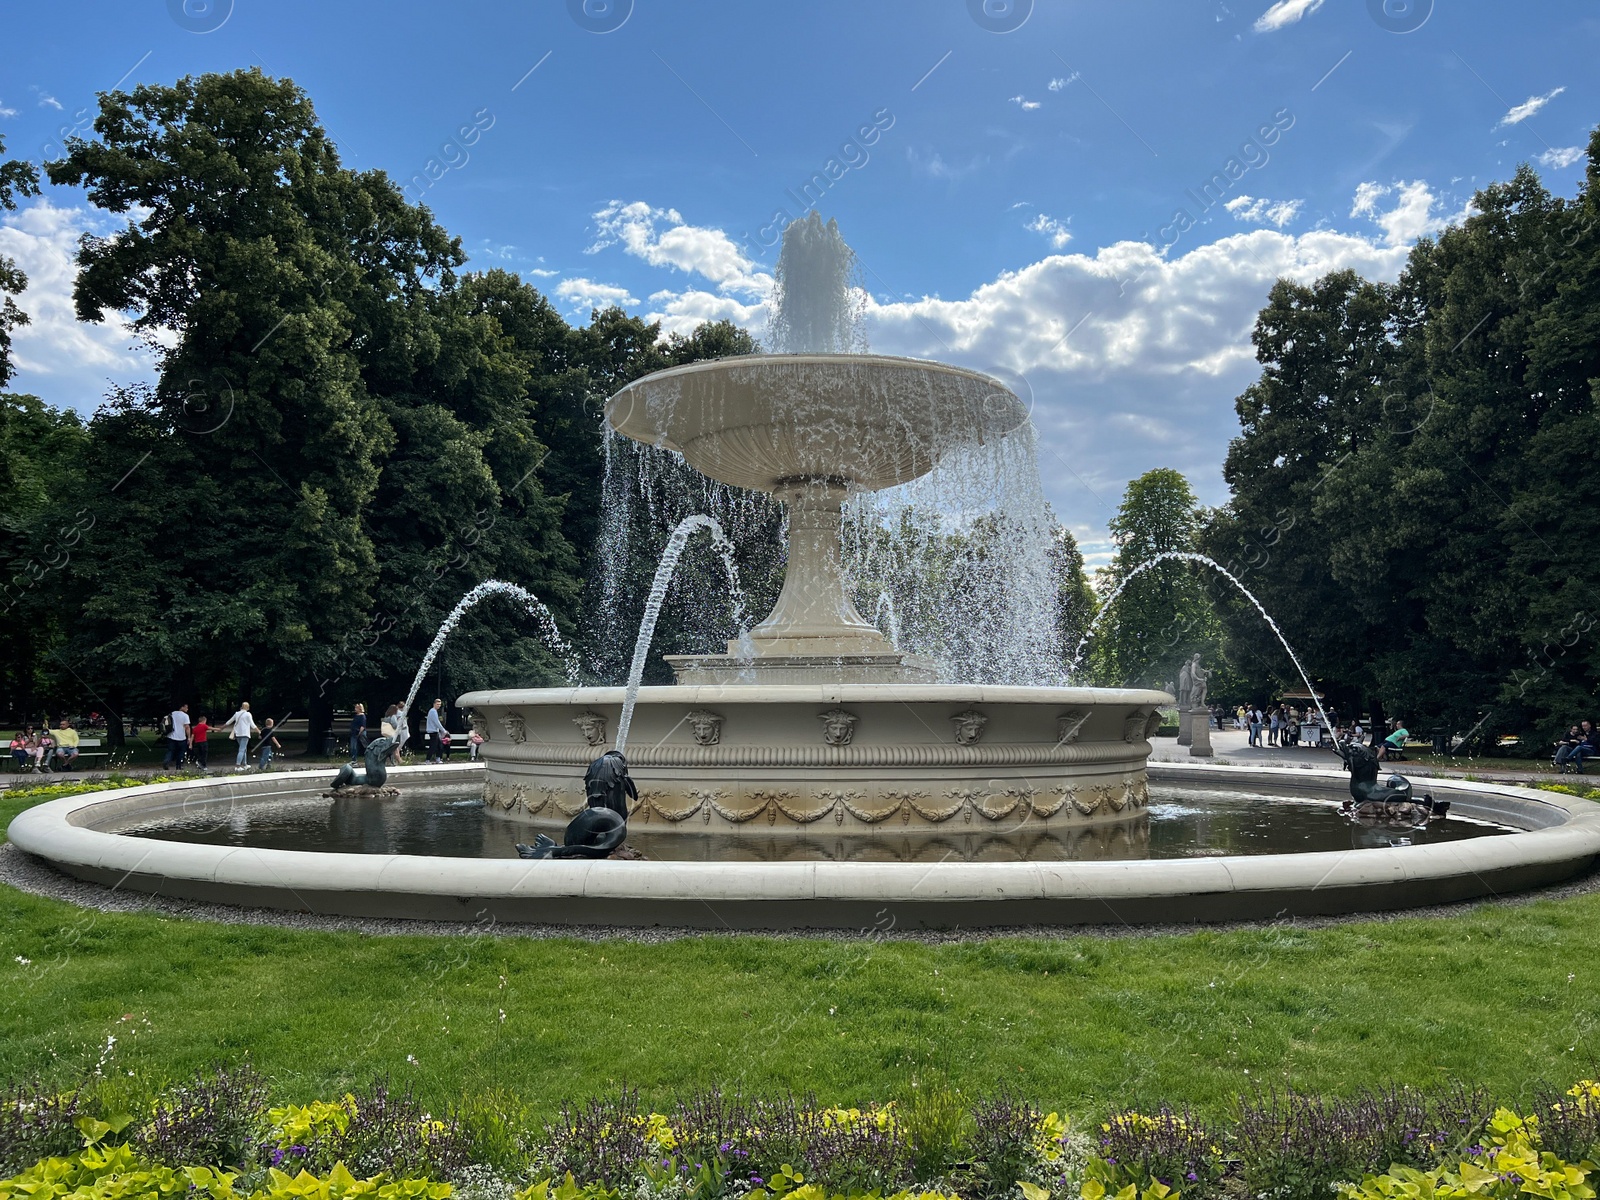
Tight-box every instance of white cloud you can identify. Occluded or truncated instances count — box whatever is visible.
[1224,195,1303,227]
[0,102,17,118]
[1349,179,1466,247]
[0,199,156,412]
[1253,0,1323,32]
[587,200,769,296]
[857,224,1420,543]
[1026,213,1073,249]
[526,267,560,278]
[33,88,62,110]
[1498,87,1564,127]
[1009,95,1042,111]
[553,277,639,312]
[1536,146,1585,170]
[1048,75,1077,91]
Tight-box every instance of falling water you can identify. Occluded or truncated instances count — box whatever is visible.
[1068,551,1334,732]
[614,515,746,753]
[590,432,781,683]
[844,425,1067,686]
[402,581,578,718]
[872,590,901,648]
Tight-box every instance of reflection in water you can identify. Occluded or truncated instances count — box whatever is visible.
[107,781,1509,863]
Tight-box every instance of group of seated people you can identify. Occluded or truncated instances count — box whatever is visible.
[1555,721,1596,774]
[7,719,81,772]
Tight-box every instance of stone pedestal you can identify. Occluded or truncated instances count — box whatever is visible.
[1176,708,1193,746]
[1187,707,1214,757]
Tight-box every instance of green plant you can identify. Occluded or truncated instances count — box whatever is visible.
[453,1092,532,1177]
[899,1075,972,1181]
[1335,1107,1596,1199]
[1086,1110,1224,1200]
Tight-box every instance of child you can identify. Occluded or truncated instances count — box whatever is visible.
[9,733,28,771]
[256,719,283,771]
[191,714,210,770]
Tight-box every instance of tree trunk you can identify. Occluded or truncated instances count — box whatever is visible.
[305,691,334,758]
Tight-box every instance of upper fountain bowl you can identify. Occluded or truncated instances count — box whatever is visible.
[606,354,1027,494]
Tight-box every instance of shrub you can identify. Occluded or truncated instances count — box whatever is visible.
[1233,1083,1490,1198]
[134,1063,271,1169]
[1336,1107,1596,1199]
[0,1083,82,1178]
[266,1081,470,1181]
[964,1092,1088,1200]
[1087,1108,1225,1200]
[899,1075,973,1182]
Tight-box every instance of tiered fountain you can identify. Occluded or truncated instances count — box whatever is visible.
[458,216,1171,837]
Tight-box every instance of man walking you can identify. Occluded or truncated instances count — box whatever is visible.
[163,703,191,769]
[425,698,447,764]
[222,702,260,769]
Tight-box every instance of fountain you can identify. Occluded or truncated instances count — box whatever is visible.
[457,216,1172,835]
[17,216,1596,929]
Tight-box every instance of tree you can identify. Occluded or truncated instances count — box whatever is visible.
[0,134,42,388]
[1201,269,1403,714]
[1088,469,1214,688]
[43,69,483,735]
[1208,136,1600,743]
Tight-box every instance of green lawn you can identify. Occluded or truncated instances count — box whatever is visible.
[3,787,1597,1119]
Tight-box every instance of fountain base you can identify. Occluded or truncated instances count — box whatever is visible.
[458,684,1172,835]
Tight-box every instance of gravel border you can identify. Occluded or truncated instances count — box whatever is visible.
[5,839,1598,945]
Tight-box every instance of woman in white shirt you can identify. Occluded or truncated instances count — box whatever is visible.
[222,702,260,767]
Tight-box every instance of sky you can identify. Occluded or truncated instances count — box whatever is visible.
[2,0,1596,567]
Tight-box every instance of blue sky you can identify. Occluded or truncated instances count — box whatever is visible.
[2,0,1596,564]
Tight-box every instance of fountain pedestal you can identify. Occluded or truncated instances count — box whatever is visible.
[1187,707,1214,758]
[664,481,937,684]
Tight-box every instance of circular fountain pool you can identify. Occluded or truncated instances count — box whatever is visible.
[99,778,1506,862]
[8,764,1598,929]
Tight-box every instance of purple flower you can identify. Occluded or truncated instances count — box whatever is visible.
[270,1149,284,1167]
[290,1145,307,1157]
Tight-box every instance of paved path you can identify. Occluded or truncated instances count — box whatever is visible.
[1151,727,1562,786]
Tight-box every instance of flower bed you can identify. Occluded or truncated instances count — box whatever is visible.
[4,1069,1600,1200]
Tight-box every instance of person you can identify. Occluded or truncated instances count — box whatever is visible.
[190,714,210,770]
[222,702,260,768]
[53,718,80,770]
[9,732,28,771]
[1268,705,1281,747]
[35,727,55,773]
[1555,721,1596,774]
[468,727,484,760]
[425,698,446,764]
[1235,705,1246,731]
[163,703,191,769]
[390,702,410,764]
[349,703,368,760]
[1248,706,1263,747]
[1379,719,1410,761]
[256,718,282,771]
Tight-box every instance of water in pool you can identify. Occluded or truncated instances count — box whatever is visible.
[104,780,1509,863]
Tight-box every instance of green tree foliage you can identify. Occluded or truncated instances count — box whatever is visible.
[0,133,41,389]
[1200,269,1403,714]
[0,395,89,717]
[1209,132,1600,742]
[1087,469,1215,688]
[5,68,763,734]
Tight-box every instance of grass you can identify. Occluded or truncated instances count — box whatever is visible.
[2,788,1599,1121]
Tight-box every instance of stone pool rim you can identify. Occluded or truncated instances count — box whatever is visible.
[7,762,1598,929]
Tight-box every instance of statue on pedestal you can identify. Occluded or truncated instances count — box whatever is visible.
[326,736,397,797]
